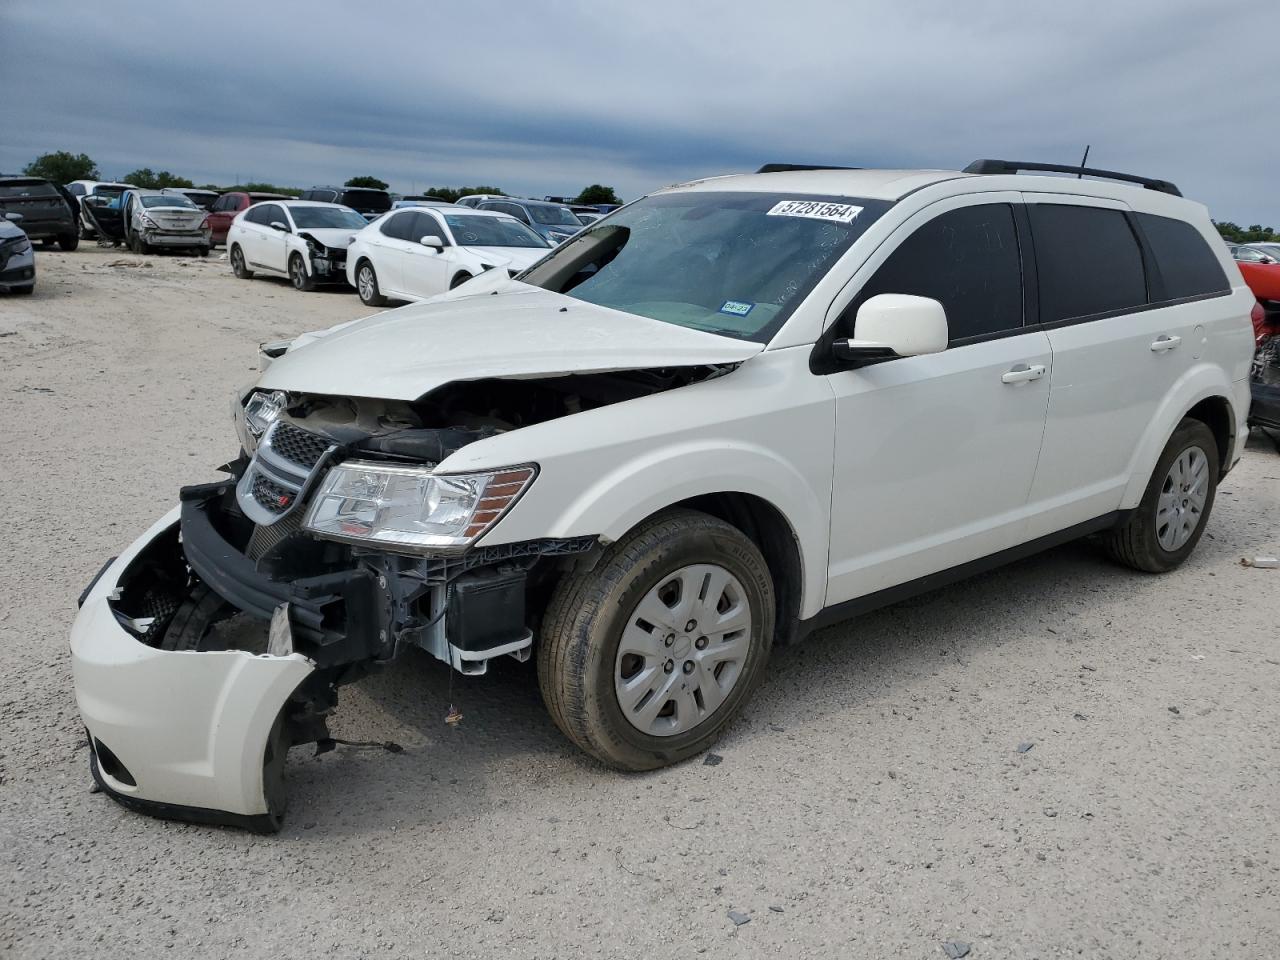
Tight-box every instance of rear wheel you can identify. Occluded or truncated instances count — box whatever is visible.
[356,260,386,306]
[1105,418,1219,573]
[230,244,253,278]
[57,233,79,251]
[538,509,774,771]
[129,232,148,255]
[194,246,209,258]
[289,253,315,291]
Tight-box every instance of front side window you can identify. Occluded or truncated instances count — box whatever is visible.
[443,213,549,248]
[521,191,890,343]
[849,203,1024,342]
[1136,213,1229,301]
[1235,247,1269,263]
[289,206,368,229]
[1029,204,1147,322]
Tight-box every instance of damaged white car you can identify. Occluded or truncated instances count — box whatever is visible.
[71,160,1254,831]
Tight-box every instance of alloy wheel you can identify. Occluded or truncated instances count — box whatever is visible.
[358,265,375,301]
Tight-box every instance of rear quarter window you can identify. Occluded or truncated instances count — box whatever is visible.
[1029,204,1147,323]
[1135,213,1230,301]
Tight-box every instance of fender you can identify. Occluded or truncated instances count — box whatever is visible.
[1119,361,1237,508]
[535,439,829,619]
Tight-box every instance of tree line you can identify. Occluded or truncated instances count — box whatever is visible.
[17,152,621,206]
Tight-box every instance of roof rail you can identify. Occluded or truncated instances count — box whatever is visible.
[963,159,1181,197]
[756,163,860,174]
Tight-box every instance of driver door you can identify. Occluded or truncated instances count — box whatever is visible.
[823,194,1053,605]
[256,204,290,274]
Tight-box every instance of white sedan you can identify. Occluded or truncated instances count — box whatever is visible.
[345,206,552,305]
[227,200,369,292]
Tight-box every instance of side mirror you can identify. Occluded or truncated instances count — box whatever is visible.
[419,234,445,251]
[3,211,22,223]
[832,294,949,367]
[270,221,289,232]
[1261,255,1277,265]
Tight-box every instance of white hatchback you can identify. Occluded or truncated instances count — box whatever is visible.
[346,206,552,305]
[227,200,369,291]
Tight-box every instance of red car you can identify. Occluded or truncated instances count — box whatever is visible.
[206,191,290,246]
[1233,246,1280,304]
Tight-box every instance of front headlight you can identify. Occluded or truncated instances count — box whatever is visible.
[303,461,536,553]
[244,389,287,438]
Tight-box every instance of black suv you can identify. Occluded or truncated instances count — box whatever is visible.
[0,177,78,249]
[297,186,392,221]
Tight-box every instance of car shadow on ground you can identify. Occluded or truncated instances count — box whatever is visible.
[284,534,1143,836]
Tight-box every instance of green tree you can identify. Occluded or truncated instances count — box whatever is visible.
[23,151,99,184]
[574,184,621,206]
[124,168,195,189]
[345,175,389,190]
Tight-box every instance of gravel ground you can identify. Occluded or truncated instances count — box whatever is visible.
[2,244,1278,959]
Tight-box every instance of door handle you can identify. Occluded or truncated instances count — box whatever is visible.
[1001,363,1047,384]
[1150,335,1181,352]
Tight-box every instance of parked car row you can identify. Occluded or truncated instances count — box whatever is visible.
[224,199,555,301]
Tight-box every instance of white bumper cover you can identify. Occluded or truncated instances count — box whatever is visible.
[70,509,314,829]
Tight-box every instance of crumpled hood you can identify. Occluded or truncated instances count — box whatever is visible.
[296,227,358,250]
[257,281,762,401]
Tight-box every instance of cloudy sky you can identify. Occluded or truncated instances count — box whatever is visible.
[4,0,1276,224]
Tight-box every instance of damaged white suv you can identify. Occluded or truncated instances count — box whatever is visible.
[71,160,1254,831]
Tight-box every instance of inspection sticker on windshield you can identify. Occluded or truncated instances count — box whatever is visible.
[719,300,754,317]
[766,200,863,223]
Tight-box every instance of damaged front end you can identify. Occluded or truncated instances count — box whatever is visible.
[297,231,348,283]
[71,368,727,831]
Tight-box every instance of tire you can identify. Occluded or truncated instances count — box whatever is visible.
[355,260,387,306]
[449,271,473,290]
[1104,418,1219,573]
[538,509,775,771]
[194,246,209,258]
[129,232,148,255]
[12,284,34,295]
[289,253,315,292]
[57,233,79,251]
[230,244,253,279]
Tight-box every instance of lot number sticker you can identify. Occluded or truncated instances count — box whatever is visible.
[766,200,863,223]
[719,300,754,317]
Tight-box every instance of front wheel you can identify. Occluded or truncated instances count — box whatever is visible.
[1105,418,1219,573]
[538,509,775,771]
[449,271,472,290]
[355,260,386,306]
[58,233,79,251]
[289,253,315,291]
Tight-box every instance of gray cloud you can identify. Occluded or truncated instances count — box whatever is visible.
[3,0,1275,223]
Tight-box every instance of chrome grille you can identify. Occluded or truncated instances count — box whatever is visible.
[270,422,330,470]
[235,420,337,526]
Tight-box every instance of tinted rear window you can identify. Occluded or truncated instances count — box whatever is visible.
[1029,204,1147,322]
[0,180,58,198]
[1136,213,1230,301]
[340,189,391,213]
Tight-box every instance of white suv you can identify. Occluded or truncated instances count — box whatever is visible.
[70,160,1254,831]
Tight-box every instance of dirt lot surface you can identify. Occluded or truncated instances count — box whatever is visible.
[2,244,1278,959]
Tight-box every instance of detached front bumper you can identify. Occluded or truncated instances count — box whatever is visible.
[70,509,314,832]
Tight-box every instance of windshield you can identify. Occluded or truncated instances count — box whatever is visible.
[339,189,391,213]
[0,181,58,198]
[520,191,890,343]
[141,194,195,208]
[290,206,369,229]
[528,204,582,226]
[444,214,549,248]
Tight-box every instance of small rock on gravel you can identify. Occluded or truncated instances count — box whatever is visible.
[727,910,750,926]
[703,753,723,766]
[1016,741,1034,754]
[942,940,971,958]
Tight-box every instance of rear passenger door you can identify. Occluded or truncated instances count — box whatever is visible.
[824,194,1054,604]
[1020,196,1228,537]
